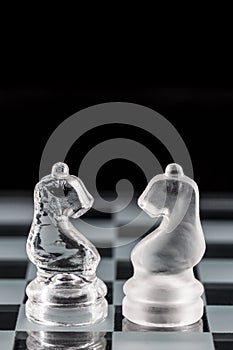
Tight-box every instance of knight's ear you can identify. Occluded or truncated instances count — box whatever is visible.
[138,178,167,218]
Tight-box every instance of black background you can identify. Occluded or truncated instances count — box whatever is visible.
[0,66,233,195]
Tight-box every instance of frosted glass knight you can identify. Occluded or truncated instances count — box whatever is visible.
[123,163,206,327]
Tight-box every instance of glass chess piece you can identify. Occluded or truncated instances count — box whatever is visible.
[26,331,107,350]
[123,163,206,328]
[26,162,108,326]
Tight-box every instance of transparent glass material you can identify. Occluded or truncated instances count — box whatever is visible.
[123,163,206,327]
[26,331,107,349]
[26,162,108,326]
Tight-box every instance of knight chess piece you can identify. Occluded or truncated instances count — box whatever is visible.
[123,163,206,328]
[26,162,108,326]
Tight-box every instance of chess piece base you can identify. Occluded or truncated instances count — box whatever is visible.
[122,318,203,332]
[26,272,108,326]
[123,269,204,328]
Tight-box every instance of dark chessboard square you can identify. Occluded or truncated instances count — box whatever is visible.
[213,333,233,350]
[204,283,233,305]
[204,244,233,259]
[105,282,113,304]
[81,208,112,219]
[105,332,112,350]
[0,305,19,330]
[98,247,113,258]
[114,305,123,331]
[202,307,210,333]
[0,261,27,279]
[116,261,133,280]
[13,331,27,350]
[0,225,30,236]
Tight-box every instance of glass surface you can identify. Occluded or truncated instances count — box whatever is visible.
[122,318,204,332]
[123,163,206,327]
[26,162,108,326]
[26,331,107,349]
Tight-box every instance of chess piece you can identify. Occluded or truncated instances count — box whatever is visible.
[123,163,206,327]
[26,162,108,326]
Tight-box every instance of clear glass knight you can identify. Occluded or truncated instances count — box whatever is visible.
[26,162,108,326]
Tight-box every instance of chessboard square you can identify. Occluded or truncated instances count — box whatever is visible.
[73,220,117,248]
[0,331,15,349]
[0,305,20,330]
[0,224,30,237]
[202,307,211,332]
[114,306,123,332]
[82,208,112,219]
[0,261,27,279]
[113,332,215,350]
[16,305,114,332]
[105,282,113,304]
[205,244,233,259]
[214,341,232,350]
[203,221,233,244]
[115,221,159,248]
[114,241,136,261]
[0,280,25,304]
[204,283,233,305]
[116,261,133,280]
[97,259,115,281]
[0,197,32,226]
[98,247,113,258]
[113,203,141,225]
[198,259,233,283]
[113,281,124,305]
[213,333,233,350]
[0,237,27,260]
[117,223,152,239]
[114,202,155,227]
[13,331,28,350]
[26,263,36,281]
[207,306,233,332]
